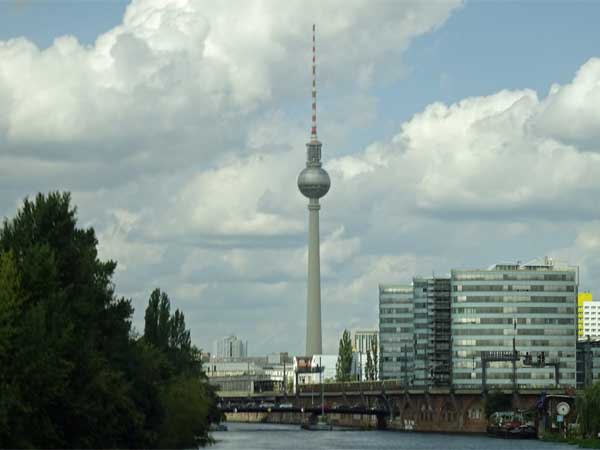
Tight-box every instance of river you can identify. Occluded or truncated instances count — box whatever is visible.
[212,422,573,450]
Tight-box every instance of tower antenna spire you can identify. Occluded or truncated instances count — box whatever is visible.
[311,23,317,141]
[298,24,330,357]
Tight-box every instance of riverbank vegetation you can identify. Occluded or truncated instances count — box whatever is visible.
[0,192,219,448]
[542,381,600,449]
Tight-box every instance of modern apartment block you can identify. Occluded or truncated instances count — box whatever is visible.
[214,335,247,360]
[582,300,600,338]
[451,257,578,389]
[430,277,452,386]
[578,292,593,337]
[379,285,414,381]
[353,329,378,354]
[379,279,451,385]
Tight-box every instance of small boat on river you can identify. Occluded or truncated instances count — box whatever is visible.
[486,411,536,439]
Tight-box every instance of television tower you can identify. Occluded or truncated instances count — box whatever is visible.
[297,24,330,356]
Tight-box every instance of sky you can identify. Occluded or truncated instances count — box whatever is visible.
[2,0,600,356]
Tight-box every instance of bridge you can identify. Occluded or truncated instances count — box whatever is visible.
[219,404,386,416]
[216,381,574,433]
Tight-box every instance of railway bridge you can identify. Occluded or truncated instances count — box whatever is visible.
[216,381,573,432]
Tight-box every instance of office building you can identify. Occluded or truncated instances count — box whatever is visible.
[582,300,600,338]
[400,277,453,387]
[352,329,379,381]
[451,257,578,389]
[214,335,247,359]
[379,285,415,381]
[353,329,378,354]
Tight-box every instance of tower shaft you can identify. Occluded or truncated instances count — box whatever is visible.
[298,24,329,357]
[306,198,322,355]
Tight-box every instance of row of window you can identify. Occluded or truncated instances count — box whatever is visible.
[453,307,574,314]
[453,360,576,369]
[455,284,575,292]
[380,307,412,314]
[454,317,574,325]
[453,295,574,303]
[453,339,574,347]
[455,350,575,359]
[380,318,414,324]
[452,328,575,336]
[453,273,576,281]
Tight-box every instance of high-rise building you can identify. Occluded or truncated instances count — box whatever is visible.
[379,278,452,386]
[297,25,330,356]
[214,335,247,359]
[353,329,378,354]
[412,277,452,387]
[451,257,578,389]
[379,285,415,381]
[578,292,593,337]
[582,300,600,338]
[413,278,433,386]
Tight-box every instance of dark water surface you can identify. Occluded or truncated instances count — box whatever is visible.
[212,422,573,450]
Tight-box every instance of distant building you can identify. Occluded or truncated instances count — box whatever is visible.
[206,355,293,395]
[352,330,378,381]
[451,257,578,389]
[379,285,414,381]
[214,335,247,359]
[353,329,378,354]
[578,292,593,337]
[582,299,600,338]
[293,354,337,387]
[576,337,600,388]
[267,352,292,364]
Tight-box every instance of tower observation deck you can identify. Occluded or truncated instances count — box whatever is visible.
[297,24,330,356]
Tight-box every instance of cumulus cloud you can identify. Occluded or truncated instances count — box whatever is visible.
[7,0,600,355]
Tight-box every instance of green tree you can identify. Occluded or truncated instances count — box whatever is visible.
[370,335,378,380]
[335,329,353,382]
[142,289,216,445]
[577,380,600,438]
[0,192,217,448]
[0,192,143,448]
[364,349,373,380]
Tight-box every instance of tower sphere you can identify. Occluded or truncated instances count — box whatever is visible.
[297,166,330,199]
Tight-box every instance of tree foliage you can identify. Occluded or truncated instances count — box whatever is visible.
[365,349,374,381]
[365,336,378,381]
[335,329,353,382]
[0,192,216,448]
[369,336,379,380]
[577,380,600,438]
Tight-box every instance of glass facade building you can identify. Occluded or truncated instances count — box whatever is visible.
[451,258,578,389]
[379,285,415,382]
[412,277,452,386]
[379,279,452,385]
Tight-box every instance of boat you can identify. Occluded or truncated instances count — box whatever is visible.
[300,357,332,431]
[486,411,536,439]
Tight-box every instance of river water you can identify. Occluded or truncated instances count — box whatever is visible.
[212,422,573,450]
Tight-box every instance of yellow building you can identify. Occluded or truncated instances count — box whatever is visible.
[578,292,593,337]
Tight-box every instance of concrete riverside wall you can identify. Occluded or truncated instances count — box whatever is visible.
[225,411,378,429]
